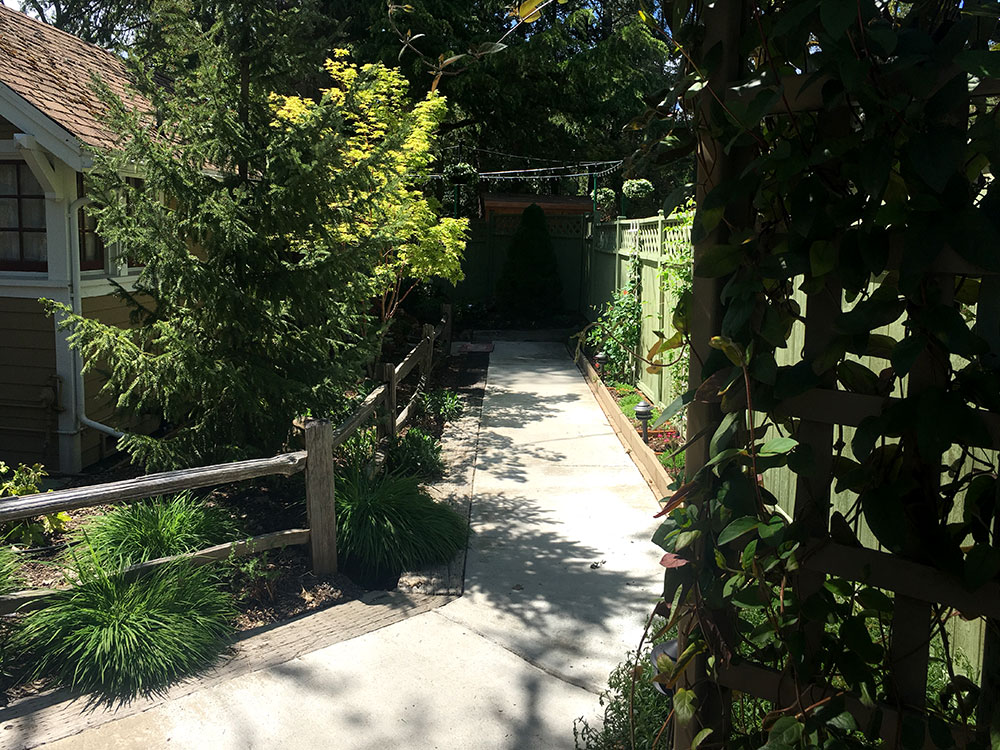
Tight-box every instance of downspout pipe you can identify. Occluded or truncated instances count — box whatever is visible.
[67,194,123,441]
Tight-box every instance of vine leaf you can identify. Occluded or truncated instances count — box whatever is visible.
[694,244,743,278]
[691,728,714,749]
[718,516,759,545]
[759,437,798,456]
[659,552,689,569]
[651,387,696,428]
[672,687,698,725]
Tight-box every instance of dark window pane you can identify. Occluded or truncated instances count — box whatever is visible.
[23,233,46,261]
[22,198,45,229]
[0,198,17,228]
[0,165,16,195]
[19,166,43,195]
[0,231,17,260]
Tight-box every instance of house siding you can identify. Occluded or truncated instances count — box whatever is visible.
[79,293,156,468]
[0,296,59,468]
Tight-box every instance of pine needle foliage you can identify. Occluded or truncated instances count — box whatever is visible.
[15,561,234,700]
[76,492,238,569]
[336,467,467,580]
[44,0,464,471]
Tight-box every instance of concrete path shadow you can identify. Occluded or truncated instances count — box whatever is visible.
[10,339,664,750]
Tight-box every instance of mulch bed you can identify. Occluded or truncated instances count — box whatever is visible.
[1,338,482,707]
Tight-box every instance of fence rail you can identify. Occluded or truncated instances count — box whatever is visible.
[0,305,452,612]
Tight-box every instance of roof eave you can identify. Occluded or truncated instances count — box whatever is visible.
[0,82,90,171]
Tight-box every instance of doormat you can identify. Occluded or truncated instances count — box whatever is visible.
[453,342,495,354]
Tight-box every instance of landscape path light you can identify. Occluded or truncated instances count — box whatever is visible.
[634,398,653,443]
[595,351,608,381]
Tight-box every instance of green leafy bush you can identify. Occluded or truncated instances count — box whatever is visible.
[589,278,642,385]
[336,467,467,587]
[76,492,238,569]
[385,428,445,479]
[617,391,661,423]
[0,462,70,547]
[15,561,234,699]
[573,641,673,749]
[422,389,463,422]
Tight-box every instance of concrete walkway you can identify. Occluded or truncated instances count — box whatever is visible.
[8,341,663,750]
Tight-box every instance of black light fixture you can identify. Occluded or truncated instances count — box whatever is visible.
[595,351,608,380]
[634,399,653,443]
[649,639,680,696]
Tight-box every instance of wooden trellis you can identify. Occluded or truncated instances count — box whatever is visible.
[673,2,1000,747]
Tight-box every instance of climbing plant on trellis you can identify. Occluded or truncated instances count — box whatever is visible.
[634,0,1000,748]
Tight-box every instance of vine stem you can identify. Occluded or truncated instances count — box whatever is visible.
[651,707,675,750]
[741,361,765,511]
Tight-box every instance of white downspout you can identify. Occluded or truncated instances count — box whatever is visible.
[67,194,123,440]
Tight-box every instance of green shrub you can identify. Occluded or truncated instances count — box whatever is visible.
[336,468,467,585]
[588,284,641,384]
[0,461,70,547]
[422,389,463,422]
[573,641,673,749]
[618,391,660,423]
[77,492,238,569]
[385,427,445,479]
[659,450,685,473]
[15,561,234,699]
[0,546,20,595]
[336,425,378,468]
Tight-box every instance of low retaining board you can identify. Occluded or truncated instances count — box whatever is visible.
[574,352,673,502]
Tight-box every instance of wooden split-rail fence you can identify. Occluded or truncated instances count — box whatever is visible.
[0,306,452,616]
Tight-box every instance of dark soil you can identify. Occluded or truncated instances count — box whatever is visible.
[3,346,479,624]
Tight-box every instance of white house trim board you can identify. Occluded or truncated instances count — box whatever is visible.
[0,83,86,172]
[15,135,62,198]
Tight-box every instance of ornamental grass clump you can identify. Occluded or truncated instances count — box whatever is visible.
[15,561,234,700]
[76,492,238,569]
[336,467,467,589]
[0,546,20,595]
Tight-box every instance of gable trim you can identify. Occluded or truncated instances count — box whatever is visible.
[0,82,88,171]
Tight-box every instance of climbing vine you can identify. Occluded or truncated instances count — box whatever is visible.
[628,0,1000,747]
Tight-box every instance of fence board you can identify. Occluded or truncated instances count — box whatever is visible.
[0,529,311,615]
[0,452,308,523]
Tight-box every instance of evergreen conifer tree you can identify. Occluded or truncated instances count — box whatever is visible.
[495,204,563,317]
[46,0,464,470]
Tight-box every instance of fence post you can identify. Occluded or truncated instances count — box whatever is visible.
[440,303,453,356]
[382,363,398,440]
[422,323,436,387]
[615,216,624,292]
[304,419,337,577]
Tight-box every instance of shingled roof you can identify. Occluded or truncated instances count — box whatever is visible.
[0,5,133,150]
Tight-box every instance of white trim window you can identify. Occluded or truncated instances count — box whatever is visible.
[0,160,46,272]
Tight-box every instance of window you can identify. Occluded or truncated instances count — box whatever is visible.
[0,162,47,272]
[77,173,105,271]
[77,174,146,273]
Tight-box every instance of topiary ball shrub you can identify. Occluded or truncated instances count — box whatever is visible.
[336,468,468,590]
[15,562,234,700]
[495,203,563,317]
[385,427,445,480]
[76,492,238,569]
